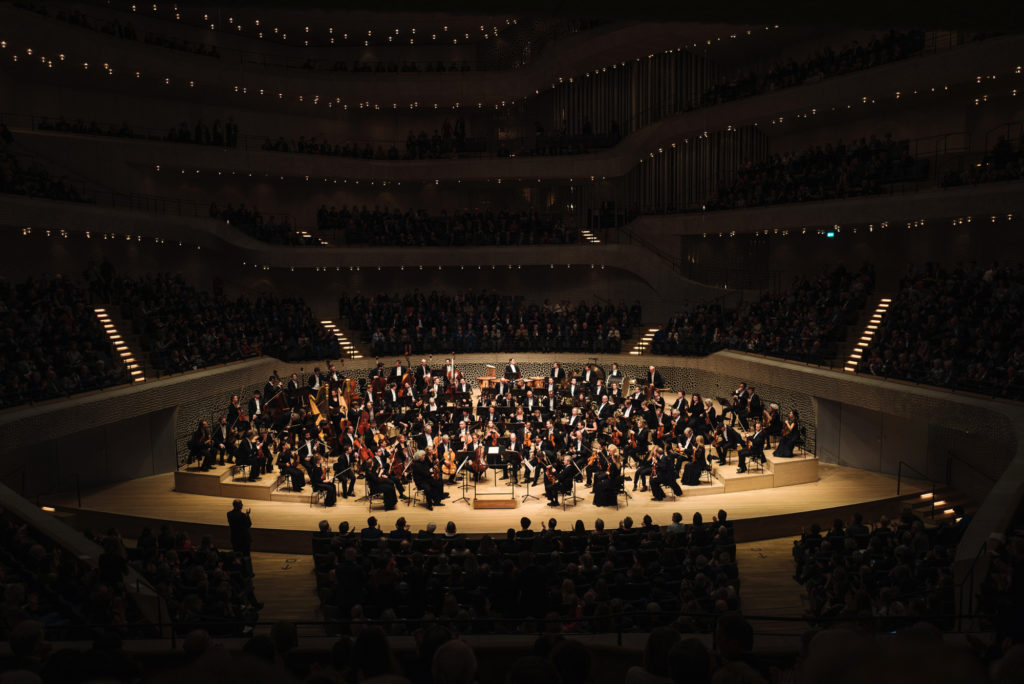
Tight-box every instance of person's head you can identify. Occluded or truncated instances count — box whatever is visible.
[548,518,557,531]
[672,512,683,525]
[367,516,377,529]
[507,656,561,684]
[667,638,712,684]
[718,509,728,523]
[432,639,477,684]
[318,520,330,533]
[9,620,47,660]
[352,627,394,679]
[446,521,457,536]
[269,621,298,655]
[693,512,704,527]
[550,639,591,684]
[714,613,754,659]
[643,628,683,677]
[520,517,531,531]
[395,517,407,531]
[232,499,243,511]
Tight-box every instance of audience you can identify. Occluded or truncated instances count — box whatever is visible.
[653,264,875,363]
[262,119,478,161]
[89,525,262,636]
[34,115,239,149]
[792,508,963,629]
[89,267,338,373]
[208,203,320,246]
[858,263,1024,399]
[339,291,641,356]
[0,512,142,641]
[701,30,929,108]
[17,1,222,58]
[0,275,125,408]
[704,135,928,211]
[941,135,1024,187]
[317,206,578,247]
[313,513,739,635]
[0,133,90,203]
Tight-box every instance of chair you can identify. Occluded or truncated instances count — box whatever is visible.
[310,487,327,508]
[365,480,385,511]
[795,427,808,456]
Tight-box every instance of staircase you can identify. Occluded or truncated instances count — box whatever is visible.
[321,319,363,359]
[909,487,976,527]
[841,295,892,372]
[93,307,145,383]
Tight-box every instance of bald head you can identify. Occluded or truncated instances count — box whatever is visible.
[432,639,477,684]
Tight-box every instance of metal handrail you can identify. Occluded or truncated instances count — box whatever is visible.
[896,460,935,518]
[956,539,989,632]
[946,451,997,488]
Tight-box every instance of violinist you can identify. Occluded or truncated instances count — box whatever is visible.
[703,399,718,434]
[713,423,743,466]
[737,421,767,474]
[297,429,324,462]
[333,444,357,498]
[681,435,708,487]
[415,358,432,387]
[584,441,605,488]
[364,457,398,511]
[238,430,265,482]
[544,454,574,507]
[307,454,336,507]
[385,383,400,407]
[190,420,214,471]
[764,403,782,442]
[651,446,682,501]
[633,445,655,493]
[774,409,801,459]
[278,445,306,492]
[228,394,248,430]
[410,450,445,510]
[542,420,561,459]
[523,437,544,486]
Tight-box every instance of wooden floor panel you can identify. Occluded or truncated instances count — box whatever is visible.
[43,463,927,553]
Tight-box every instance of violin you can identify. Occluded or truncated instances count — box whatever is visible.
[544,464,557,484]
[389,449,406,479]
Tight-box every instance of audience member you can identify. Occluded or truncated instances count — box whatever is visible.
[340,290,641,356]
[0,275,125,408]
[654,264,875,362]
[704,136,928,212]
[317,206,578,247]
[858,262,1024,399]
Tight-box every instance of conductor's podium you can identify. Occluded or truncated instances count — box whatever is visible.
[711,451,819,493]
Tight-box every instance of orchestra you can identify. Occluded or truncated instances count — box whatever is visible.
[187,362,802,509]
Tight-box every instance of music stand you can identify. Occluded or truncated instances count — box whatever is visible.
[452,451,473,506]
[564,459,585,507]
[520,458,540,503]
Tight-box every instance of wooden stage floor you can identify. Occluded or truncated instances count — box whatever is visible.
[43,463,928,553]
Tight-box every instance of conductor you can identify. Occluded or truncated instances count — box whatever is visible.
[227,499,252,557]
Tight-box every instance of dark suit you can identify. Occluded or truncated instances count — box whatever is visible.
[504,364,521,381]
[227,508,252,555]
[737,429,767,473]
[308,462,336,506]
[411,460,443,507]
[647,370,665,388]
[333,452,357,497]
[715,426,743,464]
[651,452,682,500]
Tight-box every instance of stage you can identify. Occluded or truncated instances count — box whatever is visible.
[41,462,933,553]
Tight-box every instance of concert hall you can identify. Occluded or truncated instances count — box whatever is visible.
[1,1,1022,682]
